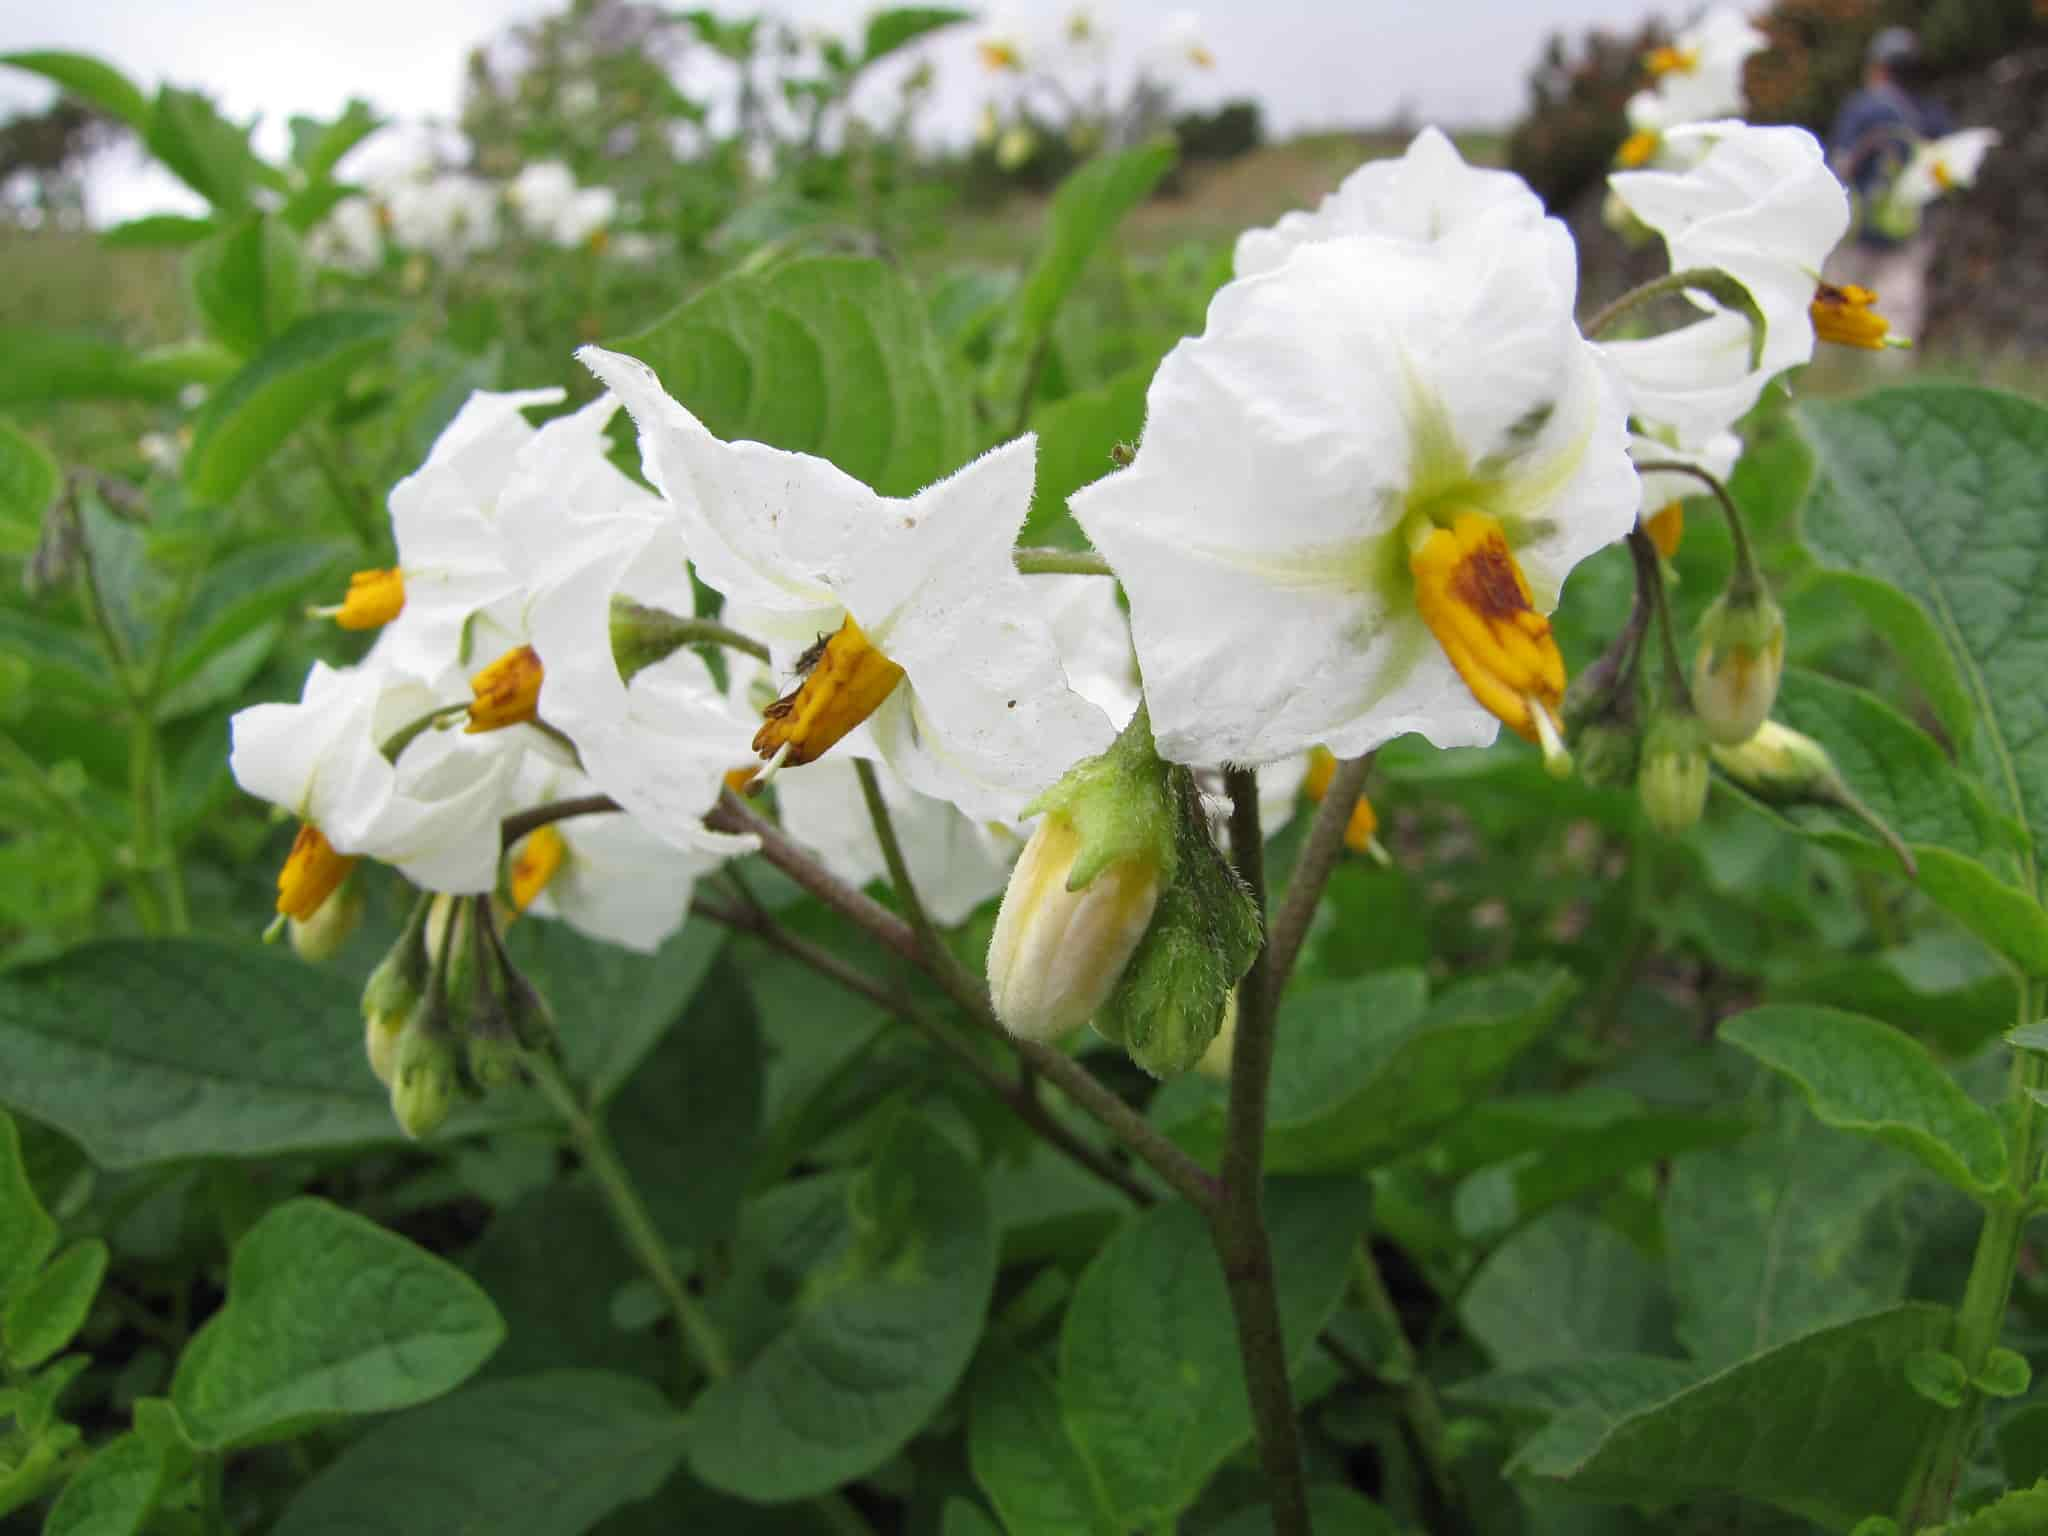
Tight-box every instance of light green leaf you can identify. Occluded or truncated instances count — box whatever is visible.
[1800,568,1975,754]
[287,99,380,186]
[1666,1098,1915,1366]
[144,86,275,212]
[184,308,402,505]
[0,418,59,559]
[187,214,307,356]
[968,1338,1116,1536]
[1460,1210,1667,1371]
[1976,1345,2030,1398]
[100,213,219,249]
[1024,363,1149,547]
[0,1109,56,1308]
[3,1239,105,1370]
[1799,386,2048,876]
[1903,1348,1969,1408]
[1516,1304,1953,1531]
[1721,1005,2006,1196]
[1058,1177,1368,1527]
[0,52,149,131]
[683,1113,997,1501]
[40,1430,170,1536]
[0,930,721,1168]
[860,8,971,65]
[1778,931,2016,1059]
[1203,1487,1399,1535]
[271,1371,687,1536]
[164,540,349,690]
[171,1197,502,1449]
[0,330,183,406]
[1929,1483,2048,1536]
[985,141,1177,414]
[611,256,969,496]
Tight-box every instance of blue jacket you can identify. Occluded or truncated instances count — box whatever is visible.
[1830,84,1953,247]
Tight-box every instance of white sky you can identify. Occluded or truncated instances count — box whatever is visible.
[1,0,1672,222]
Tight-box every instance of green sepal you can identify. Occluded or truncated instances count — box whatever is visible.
[1904,1348,1969,1409]
[1027,704,1179,893]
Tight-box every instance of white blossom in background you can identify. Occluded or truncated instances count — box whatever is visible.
[1620,5,1766,158]
[508,160,618,247]
[1608,122,1850,387]
[385,173,500,261]
[305,195,383,273]
[581,346,1116,823]
[1234,127,1544,279]
[1072,159,1636,768]
[1143,10,1214,78]
[1876,127,2001,237]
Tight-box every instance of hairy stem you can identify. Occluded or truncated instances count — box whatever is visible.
[1013,546,1114,577]
[1629,527,1692,709]
[527,1053,732,1385]
[1583,266,1766,360]
[1264,753,1374,1000]
[1214,766,1312,1536]
[1632,457,1764,596]
[500,793,622,850]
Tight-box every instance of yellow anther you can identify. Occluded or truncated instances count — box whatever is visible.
[1616,130,1661,169]
[1301,746,1382,857]
[978,39,1023,71]
[276,822,357,921]
[1410,511,1567,745]
[315,567,405,630]
[1932,159,1955,193]
[752,616,907,768]
[1645,44,1697,77]
[723,764,761,797]
[508,824,565,913]
[467,645,545,733]
[1645,499,1685,560]
[1187,43,1215,68]
[1810,282,1894,350]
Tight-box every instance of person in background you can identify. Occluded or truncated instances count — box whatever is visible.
[1826,26,1952,341]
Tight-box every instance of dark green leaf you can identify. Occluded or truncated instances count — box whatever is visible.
[2,1239,105,1370]
[939,1501,1004,1536]
[1059,1177,1368,1526]
[1998,1403,2048,1489]
[0,52,149,130]
[1516,1304,1952,1530]
[1903,1347,1969,1408]
[986,141,1177,414]
[0,418,59,558]
[171,1197,502,1449]
[1460,1210,1668,1371]
[467,1184,651,1382]
[0,1109,56,1307]
[271,1371,687,1536]
[683,1113,997,1501]
[968,1338,1116,1536]
[611,256,969,496]
[1203,1487,1400,1535]
[184,309,402,505]
[1932,1483,2048,1536]
[40,1430,171,1536]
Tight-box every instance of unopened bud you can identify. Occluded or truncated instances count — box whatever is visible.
[1575,719,1641,789]
[609,600,698,683]
[1638,711,1709,837]
[390,1011,458,1139]
[1195,990,1239,1081]
[365,1008,406,1087]
[361,899,433,1086]
[1693,585,1785,746]
[288,873,364,963]
[1712,720,1918,878]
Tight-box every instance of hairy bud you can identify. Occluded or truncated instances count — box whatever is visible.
[1638,710,1710,837]
[1692,585,1785,746]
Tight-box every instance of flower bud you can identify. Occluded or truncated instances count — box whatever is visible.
[390,1010,458,1140]
[1195,990,1239,1081]
[365,1008,407,1087]
[288,872,364,963]
[1638,711,1710,837]
[361,900,433,1086]
[609,599,697,683]
[1692,585,1786,746]
[1574,719,1642,790]
[1709,719,1837,799]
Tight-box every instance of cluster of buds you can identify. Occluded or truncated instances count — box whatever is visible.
[988,708,1260,1079]
[360,892,557,1137]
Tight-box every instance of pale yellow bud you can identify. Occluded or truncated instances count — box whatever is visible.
[1195,989,1239,1081]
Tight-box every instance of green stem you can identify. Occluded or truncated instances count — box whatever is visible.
[129,710,187,934]
[1632,458,1764,596]
[1264,752,1373,1001]
[1213,766,1312,1536]
[199,1453,229,1536]
[0,728,161,927]
[853,758,983,1008]
[527,1054,732,1385]
[1583,266,1767,364]
[1630,527,1692,710]
[1013,546,1114,577]
[1898,978,2047,1527]
[1352,1241,1462,1518]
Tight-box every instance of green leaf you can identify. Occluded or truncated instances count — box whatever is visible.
[1976,1345,2030,1398]
[1799,386,2048,874]
[100,213,219,249]
[3,1239,105,1370]
[1720,1005,2007,1196]
[0,52,149,130]
[986,141,1178,415]
[1903,1347,1969,1408]
[1516,1304,1953,1530]
[0,330,183,406]
[0,418,59,559]
[939,1501,1003,1536]
[288,98,380,186]
[1666,1098,1916,1366]
[1460,1210,1668,1371]
[144,86,274,212]
[1203,1487,1400,1535]
[1998,1403,2048,1489]
[1778,931,2016,1059]
[184,308,402,505]
[1058,1177,1368,1527]
[271,1371,686,1536]
[1800,568,1976,753]
[968,1339,1116,1536]
[0,1109,56,1308]
[467,1184,651,1382]
[186,214,307,356]
[1929,1483,2048,1536]
[610,256,969,496]
[40,1430,171,1536]
[860,8,971,65]
[1025,364,1149,547]
[1446,1353,1704,1433]
[683,1113,997,1501]
[171,1197,502,1449]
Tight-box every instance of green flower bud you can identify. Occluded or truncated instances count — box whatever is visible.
[1574,719,1641,789]
[1195,989,1240,1081]
[1712,721,1918,877]
[988,709,1176,1045]
[365,1009,407,1088]
[1692,584,1786,746]
[1638,710,1709,837]
[288,871,364,963]
[610,599,700,683]
[361,897,433,1087]
[1094,769,1261,1079]
[390,1009,459,1140]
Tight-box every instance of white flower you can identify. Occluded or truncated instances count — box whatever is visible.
[1041,574,1140,729]
[1234,127,1543,279]
[306,195,383,274]
[775,751,1015,927]
[501,395,760,859]
[580,346,1116,821]
[1892,127,2000,212]
[385,173,499,259]
[230,658,515,898]
[508,160,617,247]
[1609,122,1850,385]
[1638,7,1766,127]
[504,759,716,953]
[1070,217,1636,768]
[1144,10,1214,76]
